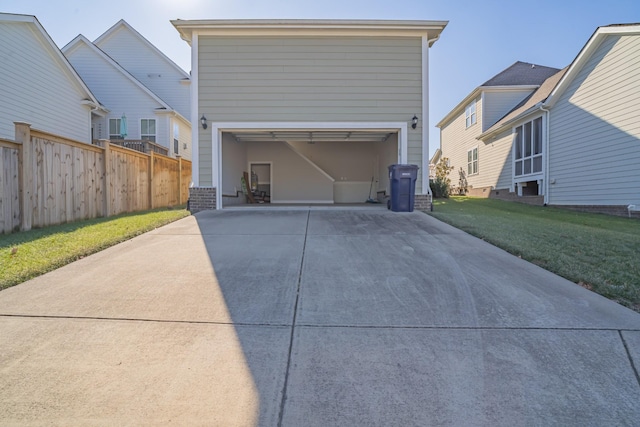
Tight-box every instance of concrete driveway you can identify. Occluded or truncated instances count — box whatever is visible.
[1,208,639,426]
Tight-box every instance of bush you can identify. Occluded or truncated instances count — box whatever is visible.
[431,157,454,198]
[430,178,450,198]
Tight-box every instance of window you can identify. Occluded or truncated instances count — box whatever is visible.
[465,102,477,128]
[173,123,179,154]
[514,117,543,177]
[467,147,478,175]
[141,119,156,142]
[109,118,122,140]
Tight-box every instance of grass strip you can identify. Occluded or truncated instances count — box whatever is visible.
[0,208,190,290]
[428,197,640,311]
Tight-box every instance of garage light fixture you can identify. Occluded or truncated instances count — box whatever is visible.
[411,115,419,129]
[200,115,208,130]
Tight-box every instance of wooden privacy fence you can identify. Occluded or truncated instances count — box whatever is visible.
[0,123,191,234]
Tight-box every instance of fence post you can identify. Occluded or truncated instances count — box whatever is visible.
[15,122,32,231]
[177,155,183,205]
[100,139,111,217]
[149,151,154,209]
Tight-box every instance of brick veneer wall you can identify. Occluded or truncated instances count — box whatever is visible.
[414,194,432,212]
[188,187,216,213]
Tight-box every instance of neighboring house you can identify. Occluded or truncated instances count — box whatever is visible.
[172,19,447,210]
[0,13,105,142]
[441,23,640,216]
[437,61,560,197]
[63,20,192,159]
[429,148,442,180]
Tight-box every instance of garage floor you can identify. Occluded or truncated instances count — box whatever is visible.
[0,209,639,426]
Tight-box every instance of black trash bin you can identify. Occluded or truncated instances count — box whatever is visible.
[388,164,419,212]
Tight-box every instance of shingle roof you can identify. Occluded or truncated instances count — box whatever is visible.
[480,67,568,138]
[481,61,561,87]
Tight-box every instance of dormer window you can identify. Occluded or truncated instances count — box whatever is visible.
[465,101,477,128]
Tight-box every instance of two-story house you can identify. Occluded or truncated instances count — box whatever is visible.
[437,61,560,197]
[439,24,640,216]
[63,20,192,159]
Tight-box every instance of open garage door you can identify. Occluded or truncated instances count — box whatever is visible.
[216,125,404,208]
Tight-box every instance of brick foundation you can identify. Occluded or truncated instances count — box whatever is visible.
[554,204,639,218]
[489,190,545,206]
[414,194,433,212]
[188,187,216,213]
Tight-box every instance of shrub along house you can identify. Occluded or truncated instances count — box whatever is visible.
[171,19,447,210]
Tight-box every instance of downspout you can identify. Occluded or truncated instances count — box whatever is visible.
[422,34,440,200]
[539,104,551,205]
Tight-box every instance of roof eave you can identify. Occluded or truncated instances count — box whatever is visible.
[171,19,448,43]
[545,24,640,109]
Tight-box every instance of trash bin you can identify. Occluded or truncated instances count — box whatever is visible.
[388,164,418,212]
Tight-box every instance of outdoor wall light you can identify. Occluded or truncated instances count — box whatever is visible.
[411,115,419,129]
[200,114,208,129]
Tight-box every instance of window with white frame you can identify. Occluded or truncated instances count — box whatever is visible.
[173,123,179,154]
[467,147,478,175]
[109,118,122,140]
[141,119,156,142]
[514,117,543,176]
[465,102,477,128]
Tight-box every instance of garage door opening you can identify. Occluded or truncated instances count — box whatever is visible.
[219,129,400,208]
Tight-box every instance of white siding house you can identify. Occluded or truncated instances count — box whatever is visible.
[94,20,191,120]
[0,13,103,142]
[62,21,192,160]
[476,24,640,215]
[437,62,561,196]
[172,19,447,210]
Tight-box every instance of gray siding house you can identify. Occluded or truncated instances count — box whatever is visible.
[476,24,640,215]
[172,19,447,210]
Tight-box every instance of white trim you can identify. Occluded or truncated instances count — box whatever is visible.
[212,121,408,209]
[544,25,640,109]
[436,86,539,129]
[421,36,430,195]
[190,33,199,186]
[93,19,190,78]
[172,19,448,43]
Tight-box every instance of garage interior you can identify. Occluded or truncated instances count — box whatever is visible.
[220,130,399,207]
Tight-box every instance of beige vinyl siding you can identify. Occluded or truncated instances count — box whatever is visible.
[482,89,535,132]
[476,129,513,190]
[548,34,640,205]
[439,95,482,189]
[198,36,423,188]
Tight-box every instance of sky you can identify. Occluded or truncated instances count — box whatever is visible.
[2,0,640,158]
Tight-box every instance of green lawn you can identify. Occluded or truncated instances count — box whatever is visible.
[428,197,640,311]
[0,208,190,291]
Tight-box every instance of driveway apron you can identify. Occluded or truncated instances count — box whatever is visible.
[0,208,639,426]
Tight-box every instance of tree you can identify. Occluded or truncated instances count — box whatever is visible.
[430,157,454,198]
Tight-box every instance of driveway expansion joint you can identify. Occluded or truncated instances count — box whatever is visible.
[277,209,310,427]
[619,330,640,387]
